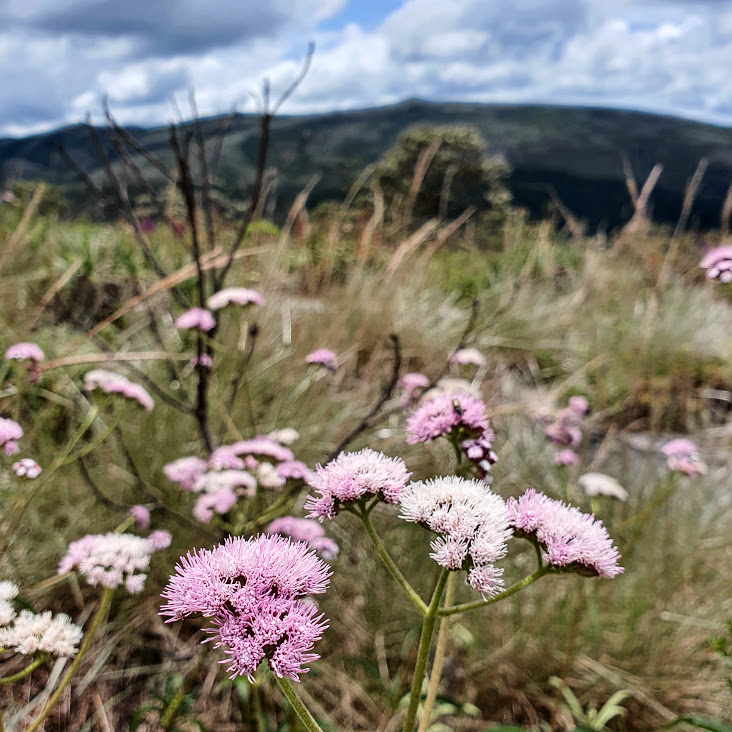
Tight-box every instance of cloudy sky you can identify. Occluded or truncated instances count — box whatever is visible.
[2,0,732,137]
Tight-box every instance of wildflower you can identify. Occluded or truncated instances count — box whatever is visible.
[257,462,286,489]
[700,244,732,283]
[193,489,238,524]
[192,470,257,497]
[0,582,18,627]
[554,449,580,467]
[58,532,164,594]
[406,390,489,445]
[0,418,23,455]
[305,349,338,372]
[568,396,589,416]
[398,372,430,405]
[83,370,154,412]
[544,406,583,448]
[276,460,314,483]
[189,353,214,370]
[450,348,486,367]
[148,530,172,550]
[6,342,44,383]
[164,456,208,490]
[0,581,18,601]
[578,472,628,501]
[160,534,330,681]
[507,489,623,578]
[461,427,498,478]
[267,517,339,560]
[661,438,707,477]
[174,308,216,332]
[268,428,300,445]
[216,437,294,463]
[207,288,264,310]
[129,505,151,530]
[12,458,42,479]
[0,610,83,657]
[305,449,411,520]
[399,477,512,597]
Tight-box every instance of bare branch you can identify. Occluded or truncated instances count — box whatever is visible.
[272,42,315,115]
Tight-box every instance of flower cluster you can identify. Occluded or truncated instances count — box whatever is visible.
[175,307,216,332]
[0,417,23,456]
[305,348,338,372]
[208,288,264,310]
[661,438,708,477]
[267,517,339,560]
[398,372,430,406]
[161,535,330,681]
[700,244,732,283]
[6,342,44,383]
[12,458,42,479]
[83,370,154,412]
[507,489,623,578]
[578,472,628,501]
[449,348,485,367]
[399,477,512,597]
[544,396,588,450]
[164,432,311,524]
[0,581,18,627]
[305,448,411,520]
[0,610,83,658]
[58,532,170,594]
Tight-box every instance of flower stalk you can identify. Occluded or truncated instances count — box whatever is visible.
[275,676,325,732]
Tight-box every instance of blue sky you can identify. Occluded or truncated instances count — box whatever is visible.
[1,0,732,136]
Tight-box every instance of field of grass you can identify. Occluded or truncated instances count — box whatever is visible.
[0,183,730,732]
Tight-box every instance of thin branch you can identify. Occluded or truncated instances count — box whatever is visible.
[272,42,315,115]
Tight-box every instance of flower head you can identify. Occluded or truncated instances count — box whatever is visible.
[58,532,163,593]
[450,348,486,367]
[215,438,294,464]
[661,439,707,476]
[507,489,623,578]
[0,418,23,455]
[578,472,628,501]
[83,370,154,411]
[305,349,338,372]
[164,456,208,491]
[208,288,264,310]
[406,390,489,445]
[0,610,83,657]
[661,438,698,458]
[6,342,44,363]
[554,449,580,467]
[175,308,216,332]
[268,428,300,445]
[193,489,238,524]
[700,244,732,283]
[305,449,411,520]
[129,505,151,530]
[276,460,314,483]
[12,458,42,479]
[160,534,330,681]
[0,582,18,628]
[398,372,430,406]
[148,530,172,550]
[399,477,512,597]
[267,517,339,560]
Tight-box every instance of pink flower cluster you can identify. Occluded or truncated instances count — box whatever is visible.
[0,418,23,455]
[398,372,430,406]
[175,307,216,332]
[305,448,411,520]
[399,477,512,597]
[700,244,732,283]
[507,489,623,578]
[449,348,486,367]
[544,396,589,451]
[305,348,338,372]
[661,438,708,477]
[83,369,154,412]
[5,342,44,383]
[164,433,311,524]
[12,458,42,479]
[58,531,171,594]
[267,517,339,560]
[160,534,330,681]
[208,288,264,310]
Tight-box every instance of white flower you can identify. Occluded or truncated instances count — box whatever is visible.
[268,428,300,445]
[0,610,83,657]
[0,581,19,601]
[257,462,286,489]
[578,472,628,501]
[0,599,16,627]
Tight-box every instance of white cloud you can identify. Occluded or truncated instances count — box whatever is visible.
[1,0,732,136]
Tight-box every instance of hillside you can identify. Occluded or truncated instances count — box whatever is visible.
[2,100,732,231]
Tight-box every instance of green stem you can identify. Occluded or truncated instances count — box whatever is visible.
[358,510,428,616]
[438,566,550,617]
[0,655,47,685]
[25,588,113,732]
[274,677,325,732]
[401,569,449,732]
[251,681,268,732]
[416,572,457,732]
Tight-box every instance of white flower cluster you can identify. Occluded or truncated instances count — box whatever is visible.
[399,476,512,597]
[0,580,18,627]
[0,610,83,658]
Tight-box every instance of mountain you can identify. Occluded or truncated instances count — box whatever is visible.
[2,100,732,231]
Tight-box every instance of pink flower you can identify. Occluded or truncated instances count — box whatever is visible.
[175,308,216,332]
[398,372,430,406]
[0,418,23,456]
[164,456,208,491]
[450,348,486,367]
[160,535,330,681]
[507,489,623,578]
[406,390,489,445]
[12,458,41,479]
[267,517,339,560]
[214,438,294,463]
[568,396,589,416]
[700,244,732,282]
[661,438,698,458]
[207,288,264,310]
[305,449,411,520]
[276,460,315,483]
[399,476,512,598]
[661,439,707,476]
[189,353,214,369]
[554,449,580,467]
[83,370,154,411]
[544,407,583,448]
[129,505,151,530]
[193,489,238,523]
[148,530,172,550]
[5,342,44,363]
[305,349,338,372]
[192,470,257,497]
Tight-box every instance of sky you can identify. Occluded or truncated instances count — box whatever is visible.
[1,0,732,137]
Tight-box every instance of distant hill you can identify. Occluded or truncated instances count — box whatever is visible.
[2,100,732,232]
